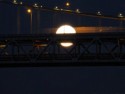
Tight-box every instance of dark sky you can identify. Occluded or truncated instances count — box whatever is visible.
[1,0,125,94]
[1,0,125,34]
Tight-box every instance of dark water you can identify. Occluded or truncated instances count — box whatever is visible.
[0,67,125,94]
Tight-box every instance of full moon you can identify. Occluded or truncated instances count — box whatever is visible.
[56,25,76,47]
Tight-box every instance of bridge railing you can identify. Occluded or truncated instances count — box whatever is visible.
[0,33,125,63]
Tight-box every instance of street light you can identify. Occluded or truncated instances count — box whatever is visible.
[54,6,59,10]
[13,0,17,4]
[17,7,20,34]
[65,1,70,8]
[76,9,80,13]
[97,11,102,16]
[118,13,124,18]
[66,2,70,7]
[20,2,23,5]
[27,9,32,13]
[118,13,124,30]
[27,9,32,34]
[118,13,124,32]
[96,11,102,32]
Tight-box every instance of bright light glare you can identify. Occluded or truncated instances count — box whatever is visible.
[56,25,76,47]
[60,42,73,47]
[66,2,70,7]
[56,25,76,34]
[27,9,32,13]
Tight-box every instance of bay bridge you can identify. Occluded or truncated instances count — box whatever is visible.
[0,0,125,67]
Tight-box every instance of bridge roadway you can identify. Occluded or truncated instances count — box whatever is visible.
[0,32,125,67]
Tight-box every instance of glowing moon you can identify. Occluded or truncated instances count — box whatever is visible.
[56,25,76,47]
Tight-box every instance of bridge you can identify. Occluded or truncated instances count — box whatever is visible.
[0,1,125,67]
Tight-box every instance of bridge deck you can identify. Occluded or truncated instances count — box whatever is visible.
[0,32,125,67]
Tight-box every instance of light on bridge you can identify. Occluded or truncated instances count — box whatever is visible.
[27,9,32,13]
[66,2,70,7]
[33,3,38,8]
[40,5,43,8]
[54,6,59,10]
[13,0,17,4]
[118,13,124,18]
[97,11,102,16]
[76,9,80,13]
[20,2,23,5]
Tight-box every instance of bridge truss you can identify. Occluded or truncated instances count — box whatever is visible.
[0,32,125,67]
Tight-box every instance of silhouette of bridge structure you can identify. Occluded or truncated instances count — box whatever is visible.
[0,0,125,67]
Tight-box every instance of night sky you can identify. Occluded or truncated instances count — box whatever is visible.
[1,0,125,94]
[1,0,125,34]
